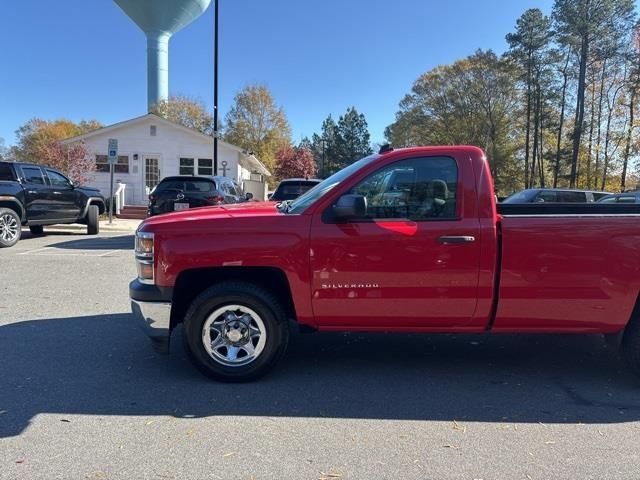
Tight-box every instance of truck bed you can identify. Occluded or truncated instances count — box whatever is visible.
[494,207,640,334]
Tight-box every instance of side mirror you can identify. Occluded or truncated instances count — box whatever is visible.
[333,194,367,221]
[267,193,273,200]
[245,192,254,201]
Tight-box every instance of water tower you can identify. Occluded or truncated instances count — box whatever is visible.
[113,0,212,111]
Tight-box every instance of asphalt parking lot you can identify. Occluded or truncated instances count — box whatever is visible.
[1,230,640,479]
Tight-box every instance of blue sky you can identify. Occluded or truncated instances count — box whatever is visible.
[0,0,554,148]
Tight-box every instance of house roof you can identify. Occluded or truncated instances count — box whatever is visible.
[61,113,271,176]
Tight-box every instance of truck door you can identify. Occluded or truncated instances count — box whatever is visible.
[309,155,481,329]
[44,169,80,219]
[19,166,54,221]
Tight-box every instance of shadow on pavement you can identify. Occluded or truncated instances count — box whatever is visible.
[47,235,135,250]
[1,313,639,438]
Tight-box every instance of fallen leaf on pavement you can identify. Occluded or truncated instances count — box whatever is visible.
[453,420,466,433]
[443,444,460,449]
[319,471,342,478]
[223,452,237,458]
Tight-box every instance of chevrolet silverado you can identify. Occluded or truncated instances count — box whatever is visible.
[130,146,640,382]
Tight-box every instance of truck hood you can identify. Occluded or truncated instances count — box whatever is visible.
[141,201,282,228]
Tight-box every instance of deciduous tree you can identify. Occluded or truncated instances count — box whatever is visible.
[41,141,94,184]
[223,84,291,173]
[12,118,102,163]
[274,146,317,180]
[151,94,214,135]
[553,0,636,187]
[385,50,520,193]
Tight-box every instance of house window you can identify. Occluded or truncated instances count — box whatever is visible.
[96,155,129,173]
[179,158,195,175]
[198,158,213,176]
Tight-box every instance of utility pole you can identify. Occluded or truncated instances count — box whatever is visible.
[213,0,219,175]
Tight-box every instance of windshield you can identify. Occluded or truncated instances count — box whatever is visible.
[287,154,380,214]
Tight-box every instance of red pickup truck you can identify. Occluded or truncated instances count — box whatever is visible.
[130,146,640,382]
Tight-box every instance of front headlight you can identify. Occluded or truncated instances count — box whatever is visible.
[135,231,154,284]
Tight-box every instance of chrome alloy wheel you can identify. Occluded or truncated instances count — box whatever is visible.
[0,213,19,243]
[202,305,267,367]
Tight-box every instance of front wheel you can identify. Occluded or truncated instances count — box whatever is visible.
[0,208,21,248]
[183,282,289,382]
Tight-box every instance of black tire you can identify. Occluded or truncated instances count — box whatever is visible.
[622,314,640,378]
[86,205,99,235]
[183,282,289,382]
[29,225,44,235]
[0,208,21,248]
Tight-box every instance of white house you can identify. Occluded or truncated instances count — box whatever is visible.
[63,113,271,205]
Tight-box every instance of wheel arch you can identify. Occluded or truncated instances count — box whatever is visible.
[82,197,106,217]
[170,267,297,331]
[0,197,25,222]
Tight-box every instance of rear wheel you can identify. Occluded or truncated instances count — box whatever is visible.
[29,225,44,235]
[86,205,99,235]
[622,314,640,378]
[0,208,21,248]
[183,282,289,382]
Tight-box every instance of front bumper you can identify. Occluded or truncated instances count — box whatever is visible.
[129,279,173,353]
[130,300,172,353]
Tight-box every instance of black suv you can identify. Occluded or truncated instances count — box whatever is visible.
[0,161,106,247]
[148,176,252,216]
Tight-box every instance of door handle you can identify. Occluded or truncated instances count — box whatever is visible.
[27,190,37,194]
[438,235,476,245]
[53,191,62,195]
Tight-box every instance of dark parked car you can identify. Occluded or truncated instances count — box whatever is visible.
[148,176,252,217]
[502,188,611,204]
[0,161,105,247]
[597,192,640,204]
[269,178,322,201]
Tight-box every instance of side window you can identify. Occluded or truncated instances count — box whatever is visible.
[617,196,637,204]
[219,180,230,195]
[21,167,45,185]
[599,196,617,204]
[557,191,586,202]
[0,163,15,181]
[592,192,609,201]
[536,191,556,203]
[46,169,72,188]
[350,156,458,220]
[227,180,240,196]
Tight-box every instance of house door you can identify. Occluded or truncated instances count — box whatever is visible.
[144,157,160,198]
